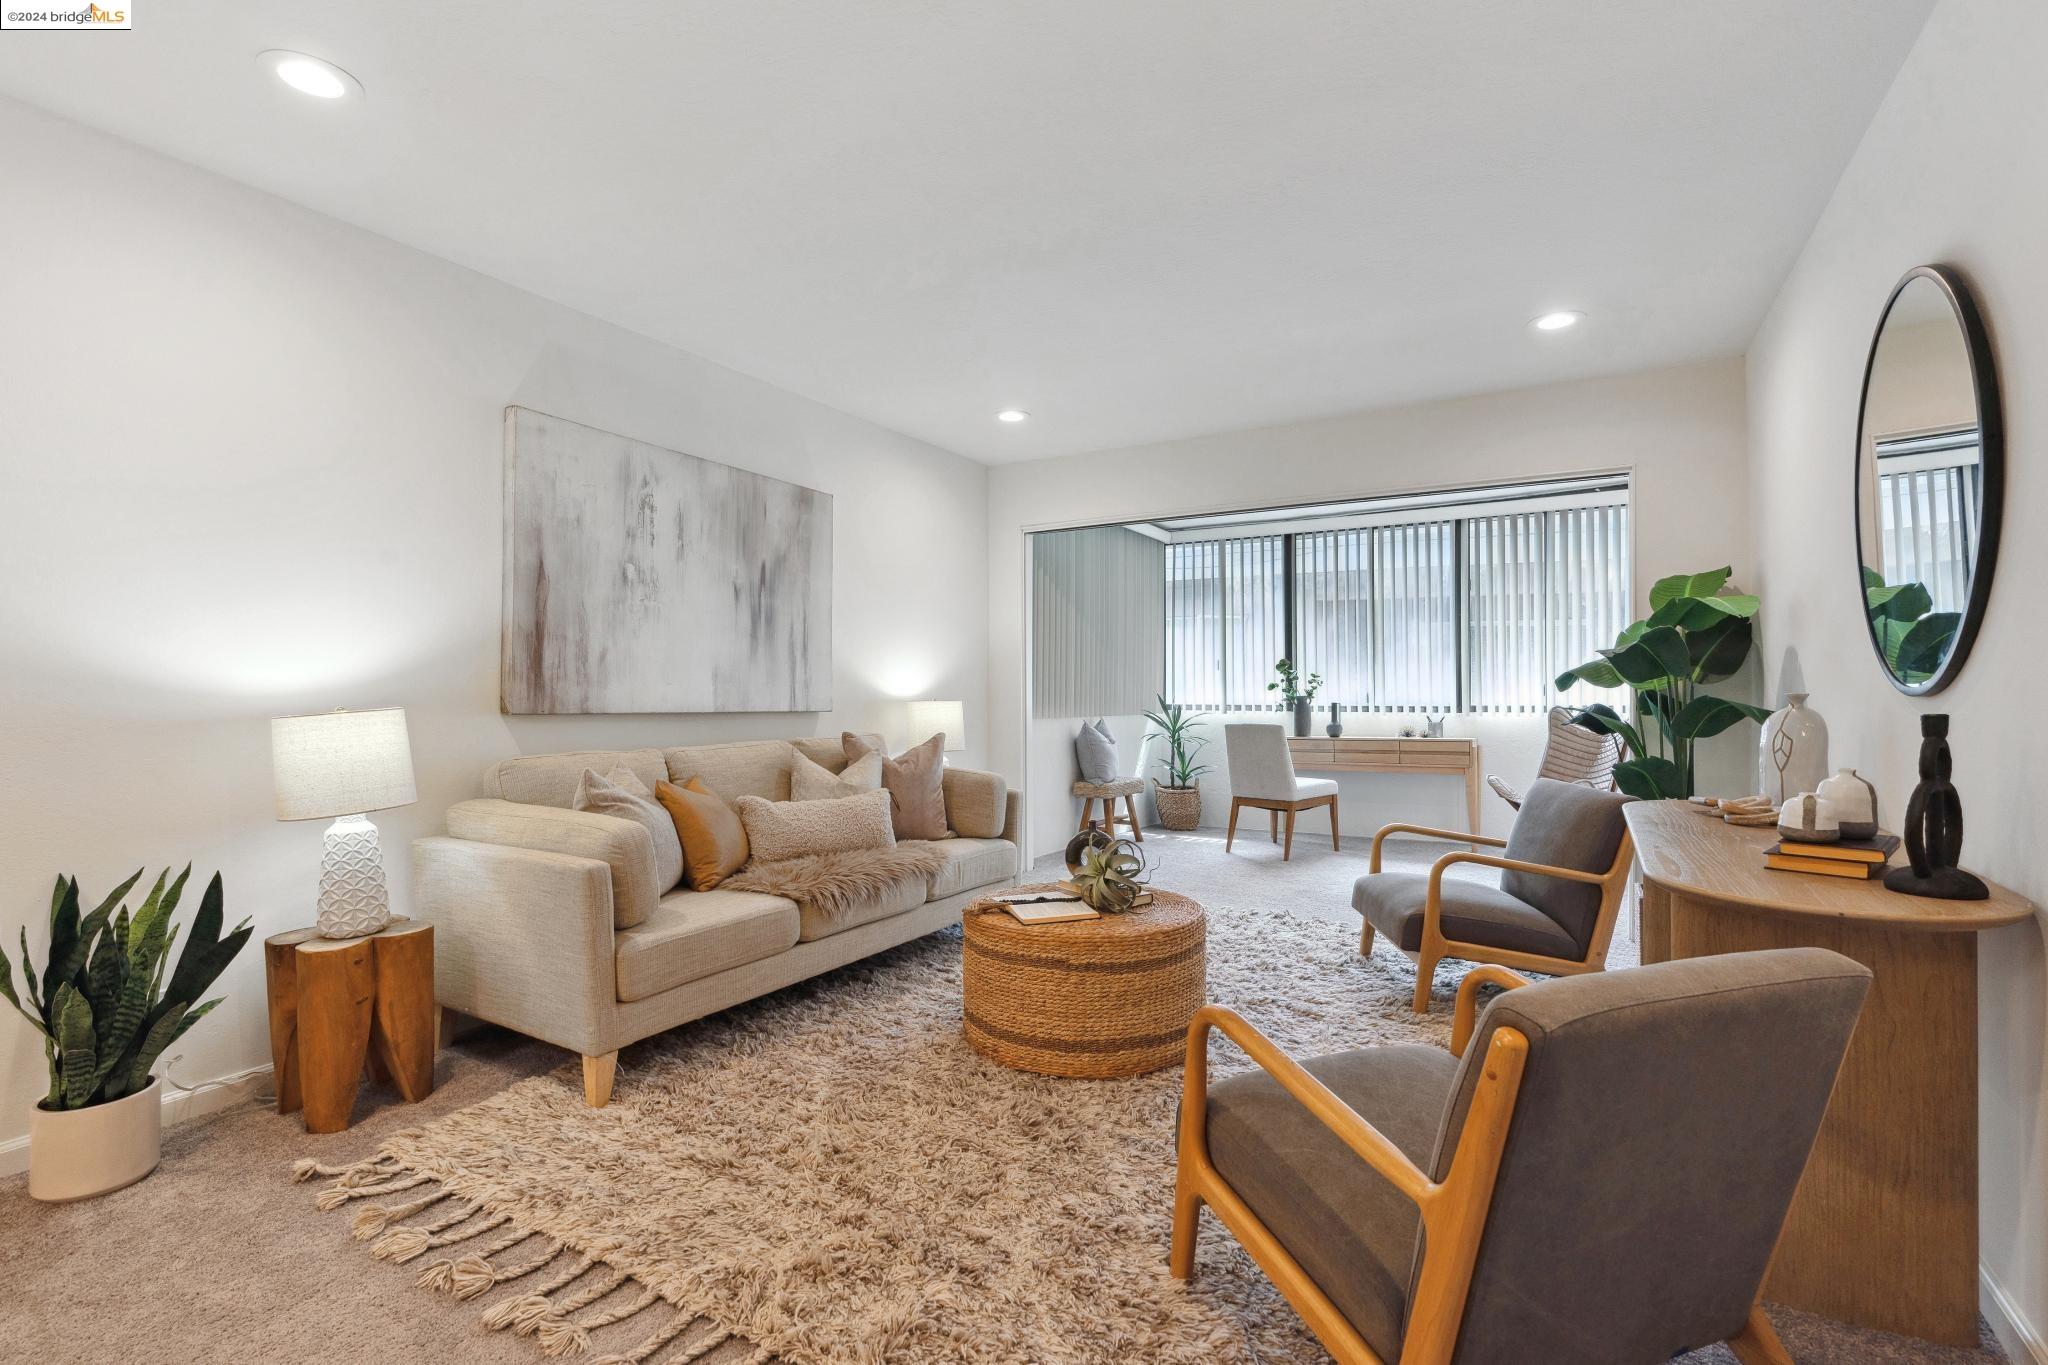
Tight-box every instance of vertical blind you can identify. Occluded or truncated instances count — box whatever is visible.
[1160,494,1630,716]
[1032,527,1166,718]
[1875,432,1980,614]
[1165,536,1286,711]
[1292,523,1458,711]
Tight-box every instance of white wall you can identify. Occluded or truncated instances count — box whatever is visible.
[0,99,989,1149]
[1743,0,2048,1348]
[989,357,1758,856]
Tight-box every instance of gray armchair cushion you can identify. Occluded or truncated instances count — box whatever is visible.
[1352,872,1581,960]
[1498,778,1632,949]
[1427,948,1870,1363]
[1207,1044,1458,1364]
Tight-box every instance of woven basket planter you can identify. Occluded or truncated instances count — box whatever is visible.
[1153,783,1202,831]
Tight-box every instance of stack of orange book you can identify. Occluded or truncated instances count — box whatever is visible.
[1762,833,1900,880]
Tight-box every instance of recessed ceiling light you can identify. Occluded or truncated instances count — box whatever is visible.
[1532,310,1584,332]
[997,409,1030,423]
[260,50,363,102]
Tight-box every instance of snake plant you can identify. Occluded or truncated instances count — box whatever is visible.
[0,868,251,1111]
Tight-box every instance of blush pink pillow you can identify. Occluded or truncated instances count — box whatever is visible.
[843,732,952,841]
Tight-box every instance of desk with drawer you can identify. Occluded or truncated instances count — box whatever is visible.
[1284,736,1482,836]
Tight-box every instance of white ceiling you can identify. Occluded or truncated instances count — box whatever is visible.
[0,1,1932,462]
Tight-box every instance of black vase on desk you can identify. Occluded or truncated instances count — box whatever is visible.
[1292,698,1312,738]
[1326,702,1343,738]
[1884,713,1989,900]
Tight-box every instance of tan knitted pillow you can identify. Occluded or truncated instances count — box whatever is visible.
[735,789,896,862]
[843,732,952,841]
[791,749,883,801]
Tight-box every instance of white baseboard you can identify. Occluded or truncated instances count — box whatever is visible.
[0,1063,274,1179]
[1984,1263,2048,1365]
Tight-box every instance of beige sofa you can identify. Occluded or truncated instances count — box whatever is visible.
[413,735,1021,1106]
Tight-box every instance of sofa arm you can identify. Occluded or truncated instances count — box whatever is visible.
[412,836,616,1057]
[942,767,1010,840]
[445,797,658,930]
[1000,790,1022,856]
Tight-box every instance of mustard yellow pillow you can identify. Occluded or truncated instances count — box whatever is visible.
[656,777,750,890]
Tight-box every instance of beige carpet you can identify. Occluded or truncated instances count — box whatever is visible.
[0,832,2006,1364]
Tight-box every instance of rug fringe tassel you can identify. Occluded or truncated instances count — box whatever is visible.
[374,1207,510,1264]
[292,1154,402,1186]
[314,1171,430,1211]
[672,1328,732,1363]
[583,1307,696,1365]
[537,1281,657,1358]
[352,1186,455,1239]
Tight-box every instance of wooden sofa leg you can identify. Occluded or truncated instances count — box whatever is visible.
[1728,1307,1792,1365]
[582,1051,618,1108]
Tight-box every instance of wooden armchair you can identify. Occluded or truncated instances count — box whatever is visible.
[1171,949,1872,1365]
[1355,778,1635,1012]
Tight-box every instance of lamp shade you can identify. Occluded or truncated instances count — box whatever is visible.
[908,699,966,753]
[272,707,418,821]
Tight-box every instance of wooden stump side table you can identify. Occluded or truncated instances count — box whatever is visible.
[264,919,436,1134]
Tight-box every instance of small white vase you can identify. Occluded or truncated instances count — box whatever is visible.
[1817,768,1880,840]
[1759,693,1829,803]
[1778,793,1842,843]
[28,1077,163,1202]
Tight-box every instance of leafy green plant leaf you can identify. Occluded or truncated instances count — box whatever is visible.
[1613,756,1686,800]
[1599,625,1692,687]
[1671,695,1773,740]
[1687,614,1755,684]
[1648,567,1732,611]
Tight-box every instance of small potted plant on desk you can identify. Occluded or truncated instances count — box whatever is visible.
[1267,659,1323,738]
[1142,693,1210,831]
[1,867,251,1201]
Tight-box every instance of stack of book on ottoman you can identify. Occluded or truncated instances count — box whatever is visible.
[1763,832,1900,880]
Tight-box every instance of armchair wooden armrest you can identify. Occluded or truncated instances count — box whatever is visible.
[1451,966,1533,1058]
[1370,823,1508,872]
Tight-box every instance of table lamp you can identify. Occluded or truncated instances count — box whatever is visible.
[907,699,966,759]
[272,707,418,939]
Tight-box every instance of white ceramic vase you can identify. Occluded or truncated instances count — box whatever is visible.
[1759,693,1829,803]
[1778,792,1842,843]
[28,1076,163,1202]
[1817,768,1881,840]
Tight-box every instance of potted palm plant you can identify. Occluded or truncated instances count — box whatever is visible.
[0,867,251,1201]
[1142,694,1211,831]
[1552,567,1773,799]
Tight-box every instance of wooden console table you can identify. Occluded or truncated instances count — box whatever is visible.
[1627,800,2033,1345]
[1286,736,1482,835]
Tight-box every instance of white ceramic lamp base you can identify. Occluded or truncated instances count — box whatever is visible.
[317,813,393,939]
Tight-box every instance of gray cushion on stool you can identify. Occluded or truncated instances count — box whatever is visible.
[1207,1044,1458,1363]
[1352,873,1581,959]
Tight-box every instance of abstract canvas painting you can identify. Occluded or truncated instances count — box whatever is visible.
[501,407,832,713]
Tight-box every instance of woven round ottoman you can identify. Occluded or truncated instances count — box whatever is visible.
[962,885,1206,1078]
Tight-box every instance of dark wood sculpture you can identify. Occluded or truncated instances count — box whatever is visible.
[1884,714,1989,900]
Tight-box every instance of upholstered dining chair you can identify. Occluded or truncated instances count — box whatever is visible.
[1223,722,1338,861]
[1354,778,1633,1012]
[1172,948,1871,1365]
[1485,706,1621,810]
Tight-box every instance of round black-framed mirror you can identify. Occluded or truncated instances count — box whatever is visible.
[1853,264,2003,695]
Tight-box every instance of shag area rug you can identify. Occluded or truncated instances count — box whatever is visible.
[298,905,1456,1364]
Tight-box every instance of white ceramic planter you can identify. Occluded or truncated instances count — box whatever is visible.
[1759,693,1830,803]
[28,1077,162,1202]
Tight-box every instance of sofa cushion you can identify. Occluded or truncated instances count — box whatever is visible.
[656,777,750,891]
[792,749,883,801]
[665,740,797,803]
[795,868,925,942]
[485,748,667,809]
[446,798,660,929]
[574,765,684,894]
[1499,778,1633,950]
[908,838,1019,900]
[1352,872,1582,961]
[846,732,952,841]
[940,768,1009,840]
[1206,1044,1458,1364]
[792,733,883,774]
[615,887,801,1002]
[736,789,895,862]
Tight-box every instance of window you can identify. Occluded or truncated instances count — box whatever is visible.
[1161,480,1630,715]
[1875,429,1980,614]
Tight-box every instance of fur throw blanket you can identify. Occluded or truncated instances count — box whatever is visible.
[725,843,951,928]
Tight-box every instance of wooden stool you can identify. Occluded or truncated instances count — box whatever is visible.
[1072,778,1146,842]
[264,919,436,1134]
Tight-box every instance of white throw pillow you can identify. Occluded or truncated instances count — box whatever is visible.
[1075,719,1120,784]
[736,789,895,862]
[573,765,685,893]
[791,749,883,801]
